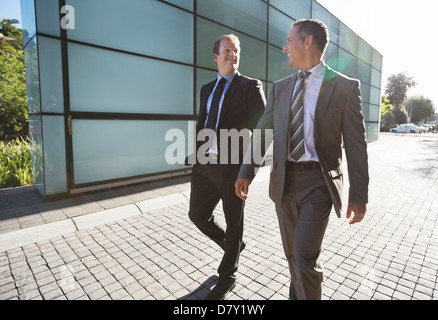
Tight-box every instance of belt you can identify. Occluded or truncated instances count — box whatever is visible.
[286,161,320,171]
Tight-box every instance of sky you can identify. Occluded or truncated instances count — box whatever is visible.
[1,0,437,108]
[317,0,438,108]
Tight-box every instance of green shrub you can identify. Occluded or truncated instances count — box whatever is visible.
[0,137,32,188]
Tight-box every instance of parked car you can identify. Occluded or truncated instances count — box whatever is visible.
[390,124,420,133]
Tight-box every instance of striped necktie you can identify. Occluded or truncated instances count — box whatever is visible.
[289,71,310,162]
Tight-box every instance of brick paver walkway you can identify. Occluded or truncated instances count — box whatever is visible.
[0,133,437,301]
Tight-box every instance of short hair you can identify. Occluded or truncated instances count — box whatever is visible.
[293,19,329,54]
[213,34,240,55]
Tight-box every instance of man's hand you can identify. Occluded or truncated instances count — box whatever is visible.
[346,202,366,224]
[235,177,251,200]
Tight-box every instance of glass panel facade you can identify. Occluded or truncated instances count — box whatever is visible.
[268,45,294,81]
[20,0,36,45]
[198,0,267,40]
[268,7,294,48]
[38,36,64,113]
[21,0,383,197]
[35,0,60,36]
[42,116,67,195]
[269,0,311,19]
[68,43,193,114]
[163,0,194,11]
[72,120,191,184]
[66,0,194,64]
[311,1,339,44]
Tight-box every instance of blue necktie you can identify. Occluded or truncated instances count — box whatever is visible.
[205,78,227,131]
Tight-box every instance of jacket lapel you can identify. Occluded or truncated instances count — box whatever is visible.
[314,67,337,130]
[198,80,216,128]
[217,72,241,128]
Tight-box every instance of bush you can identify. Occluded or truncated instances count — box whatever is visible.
[0,137,32,188]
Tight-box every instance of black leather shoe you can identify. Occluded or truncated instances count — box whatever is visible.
[205,278,236,300]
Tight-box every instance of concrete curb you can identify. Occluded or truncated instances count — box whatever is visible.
[0,192,188,252]
[0,166,271,253]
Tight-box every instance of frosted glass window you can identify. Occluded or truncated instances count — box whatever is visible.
[72,120,192,184]
[20,0,36,45]
[339,23,358,56]
[368,105,380,122]
[197,18,266,80]
[196,68,218,114]
[269,0,311,19]
[66,0,193,64]
[42,116,67,195]
[163,0,193,11]
[324,42,338,70]
[268,45,294,81]
[29,115,44,196]
[269,7,294,48]
[372,50,383,70]
[337,49,357,78]
[366,123,379,141]
[361,82,371,104]
[358,38,373,64]
[358,60,372,84]
[198,0,267,41]
[370,86,381,106]
[38,36,64,113]
[371,68,382,88]
[68,43,193,114]
[35,0,60,36]
[311,2,339,45]
[23,37,41,113]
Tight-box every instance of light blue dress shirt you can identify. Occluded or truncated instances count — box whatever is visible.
[204,70,237,154]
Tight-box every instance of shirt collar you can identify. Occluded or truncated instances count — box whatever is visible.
[218,70,237,84]
[306,60,326,80]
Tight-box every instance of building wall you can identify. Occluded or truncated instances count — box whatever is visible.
[21,0,383,198]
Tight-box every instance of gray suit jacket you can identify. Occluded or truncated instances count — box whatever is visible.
[238,65,369,218]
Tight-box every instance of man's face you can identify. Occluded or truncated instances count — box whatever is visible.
[214,38,240,76]
[282,26,306,70]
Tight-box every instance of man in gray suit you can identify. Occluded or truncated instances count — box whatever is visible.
[235,19,369,300]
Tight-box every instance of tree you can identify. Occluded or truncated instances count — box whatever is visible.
[0,19,27,141]
[385,72,417,109]
[406,96,435,124]
[381,96,393,117]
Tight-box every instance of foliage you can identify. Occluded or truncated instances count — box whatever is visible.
[385,72,417,108]
[380,96,393,117]
[0,137,32,188]
[380,106,408,132]
[0,19,28,141]
[405,96,435,124]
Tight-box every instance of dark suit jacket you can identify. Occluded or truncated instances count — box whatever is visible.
[194,72,266,165]
[238,65,369,218]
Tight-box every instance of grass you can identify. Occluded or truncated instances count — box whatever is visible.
[0,137,32,188]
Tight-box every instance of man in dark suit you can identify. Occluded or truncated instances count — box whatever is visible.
[235,19,369,300]
[188,34,265,300]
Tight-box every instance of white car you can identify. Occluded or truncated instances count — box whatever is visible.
[390,124,420,133]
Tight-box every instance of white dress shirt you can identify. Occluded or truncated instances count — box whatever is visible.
[287,61,326,162]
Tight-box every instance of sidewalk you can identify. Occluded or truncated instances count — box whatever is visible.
[0,133,437,300]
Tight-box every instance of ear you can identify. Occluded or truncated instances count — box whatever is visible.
[213,54,219,65]
[304,35,314,49]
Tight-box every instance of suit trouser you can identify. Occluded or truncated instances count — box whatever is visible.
[275,166,333,300]
[188,163,244,279]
